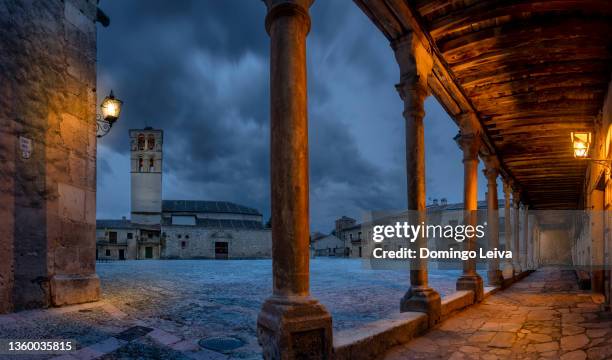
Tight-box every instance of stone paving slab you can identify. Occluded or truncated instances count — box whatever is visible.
[385,267,612,360]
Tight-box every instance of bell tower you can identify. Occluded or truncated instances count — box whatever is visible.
[130,127,163,225]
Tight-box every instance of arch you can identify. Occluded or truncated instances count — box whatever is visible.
[147,134,155,150]
[137,134,145,150]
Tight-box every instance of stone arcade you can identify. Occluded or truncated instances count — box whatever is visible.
[1,1,612,359]
[96,128,271,260]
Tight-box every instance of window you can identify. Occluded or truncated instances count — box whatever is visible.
[127,233,133,239]
[138,157,144,172]
[358,231,362,240]
[137,134,145,150]
[185,234,190,239]
[149,157,155,172]
[349,233,353,241]
[178,234,182,239]
[148,232,153,239]
[147,134,155,150]
[109,232,117,244]
[105,249,111,256]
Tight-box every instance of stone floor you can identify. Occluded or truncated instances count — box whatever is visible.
[385,267,612,360]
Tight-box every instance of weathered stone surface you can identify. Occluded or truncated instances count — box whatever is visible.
[0,0,99,312]
[560,350,587,360]
[560,334,589,352]
[50,274,100,306]
[488,332,515,348]
[534,341,559,352]
[381,268,612,359]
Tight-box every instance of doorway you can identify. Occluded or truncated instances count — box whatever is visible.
[215,242,228,260]
[119,249,125,260]
[145,246,153,259]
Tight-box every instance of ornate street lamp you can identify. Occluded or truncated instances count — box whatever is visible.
[97,90,123,138]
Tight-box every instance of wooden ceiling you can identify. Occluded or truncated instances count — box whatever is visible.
[355,0,612,209]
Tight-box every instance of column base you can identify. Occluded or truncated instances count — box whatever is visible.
[513,263,523,275]
[487,270,504,286]
[257,295,332,360]
[50,274,100,307]
[456,274,484,303]
[400,286,441,327]
[502,262,515,280]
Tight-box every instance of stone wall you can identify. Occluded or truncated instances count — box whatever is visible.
[539,229,572,266]
[0,0,100,312]
[162,227,271,259]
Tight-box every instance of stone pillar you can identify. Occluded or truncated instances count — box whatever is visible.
[522,205,529,271]
[456,131,484,302]
[502,181,514,279]
[483,158,503,286]
[392,34,441,327]
[528,214,535,270]
[257,1,332,358]
[513,192,522,274]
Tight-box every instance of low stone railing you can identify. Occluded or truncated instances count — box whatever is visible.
[333,271,532,360]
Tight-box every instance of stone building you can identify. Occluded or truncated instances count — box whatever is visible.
[95,219,161,260]
[0,0,102,312]
[312,234,345,257]
[96,127,271,260]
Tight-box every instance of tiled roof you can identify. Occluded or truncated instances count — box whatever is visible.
[162,200,261,216]
[96,219,133,229]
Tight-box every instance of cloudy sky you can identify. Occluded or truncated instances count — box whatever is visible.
[96,0,498,233]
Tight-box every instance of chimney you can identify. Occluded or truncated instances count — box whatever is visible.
[441,198,447,206]
[433,199,439,206]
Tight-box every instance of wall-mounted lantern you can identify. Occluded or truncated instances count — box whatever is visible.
[571,131,611,170]
[97,90,123,138]
[571,132,591,158]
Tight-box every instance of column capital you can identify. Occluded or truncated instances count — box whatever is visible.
[482,155,500,183]
[455,131,481,161]
[395,80,427,120]
[264,0,313,35]
[512,190,521,208]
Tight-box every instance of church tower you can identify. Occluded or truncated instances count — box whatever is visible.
[130,127,163,225]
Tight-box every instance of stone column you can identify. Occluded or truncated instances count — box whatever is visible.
[523,205,529,270]
[513,191,522,274]
[456,131,484,302]
[483,158,503,285]
[392,34,442,326]
[258,1,332,358]
[393,34,441,327]
[502,181,514,279]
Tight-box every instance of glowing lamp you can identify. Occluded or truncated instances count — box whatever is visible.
[100,90,123,123]
[571,132,591,158]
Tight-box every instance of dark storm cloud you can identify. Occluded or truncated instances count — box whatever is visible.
[96,0,484,232]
